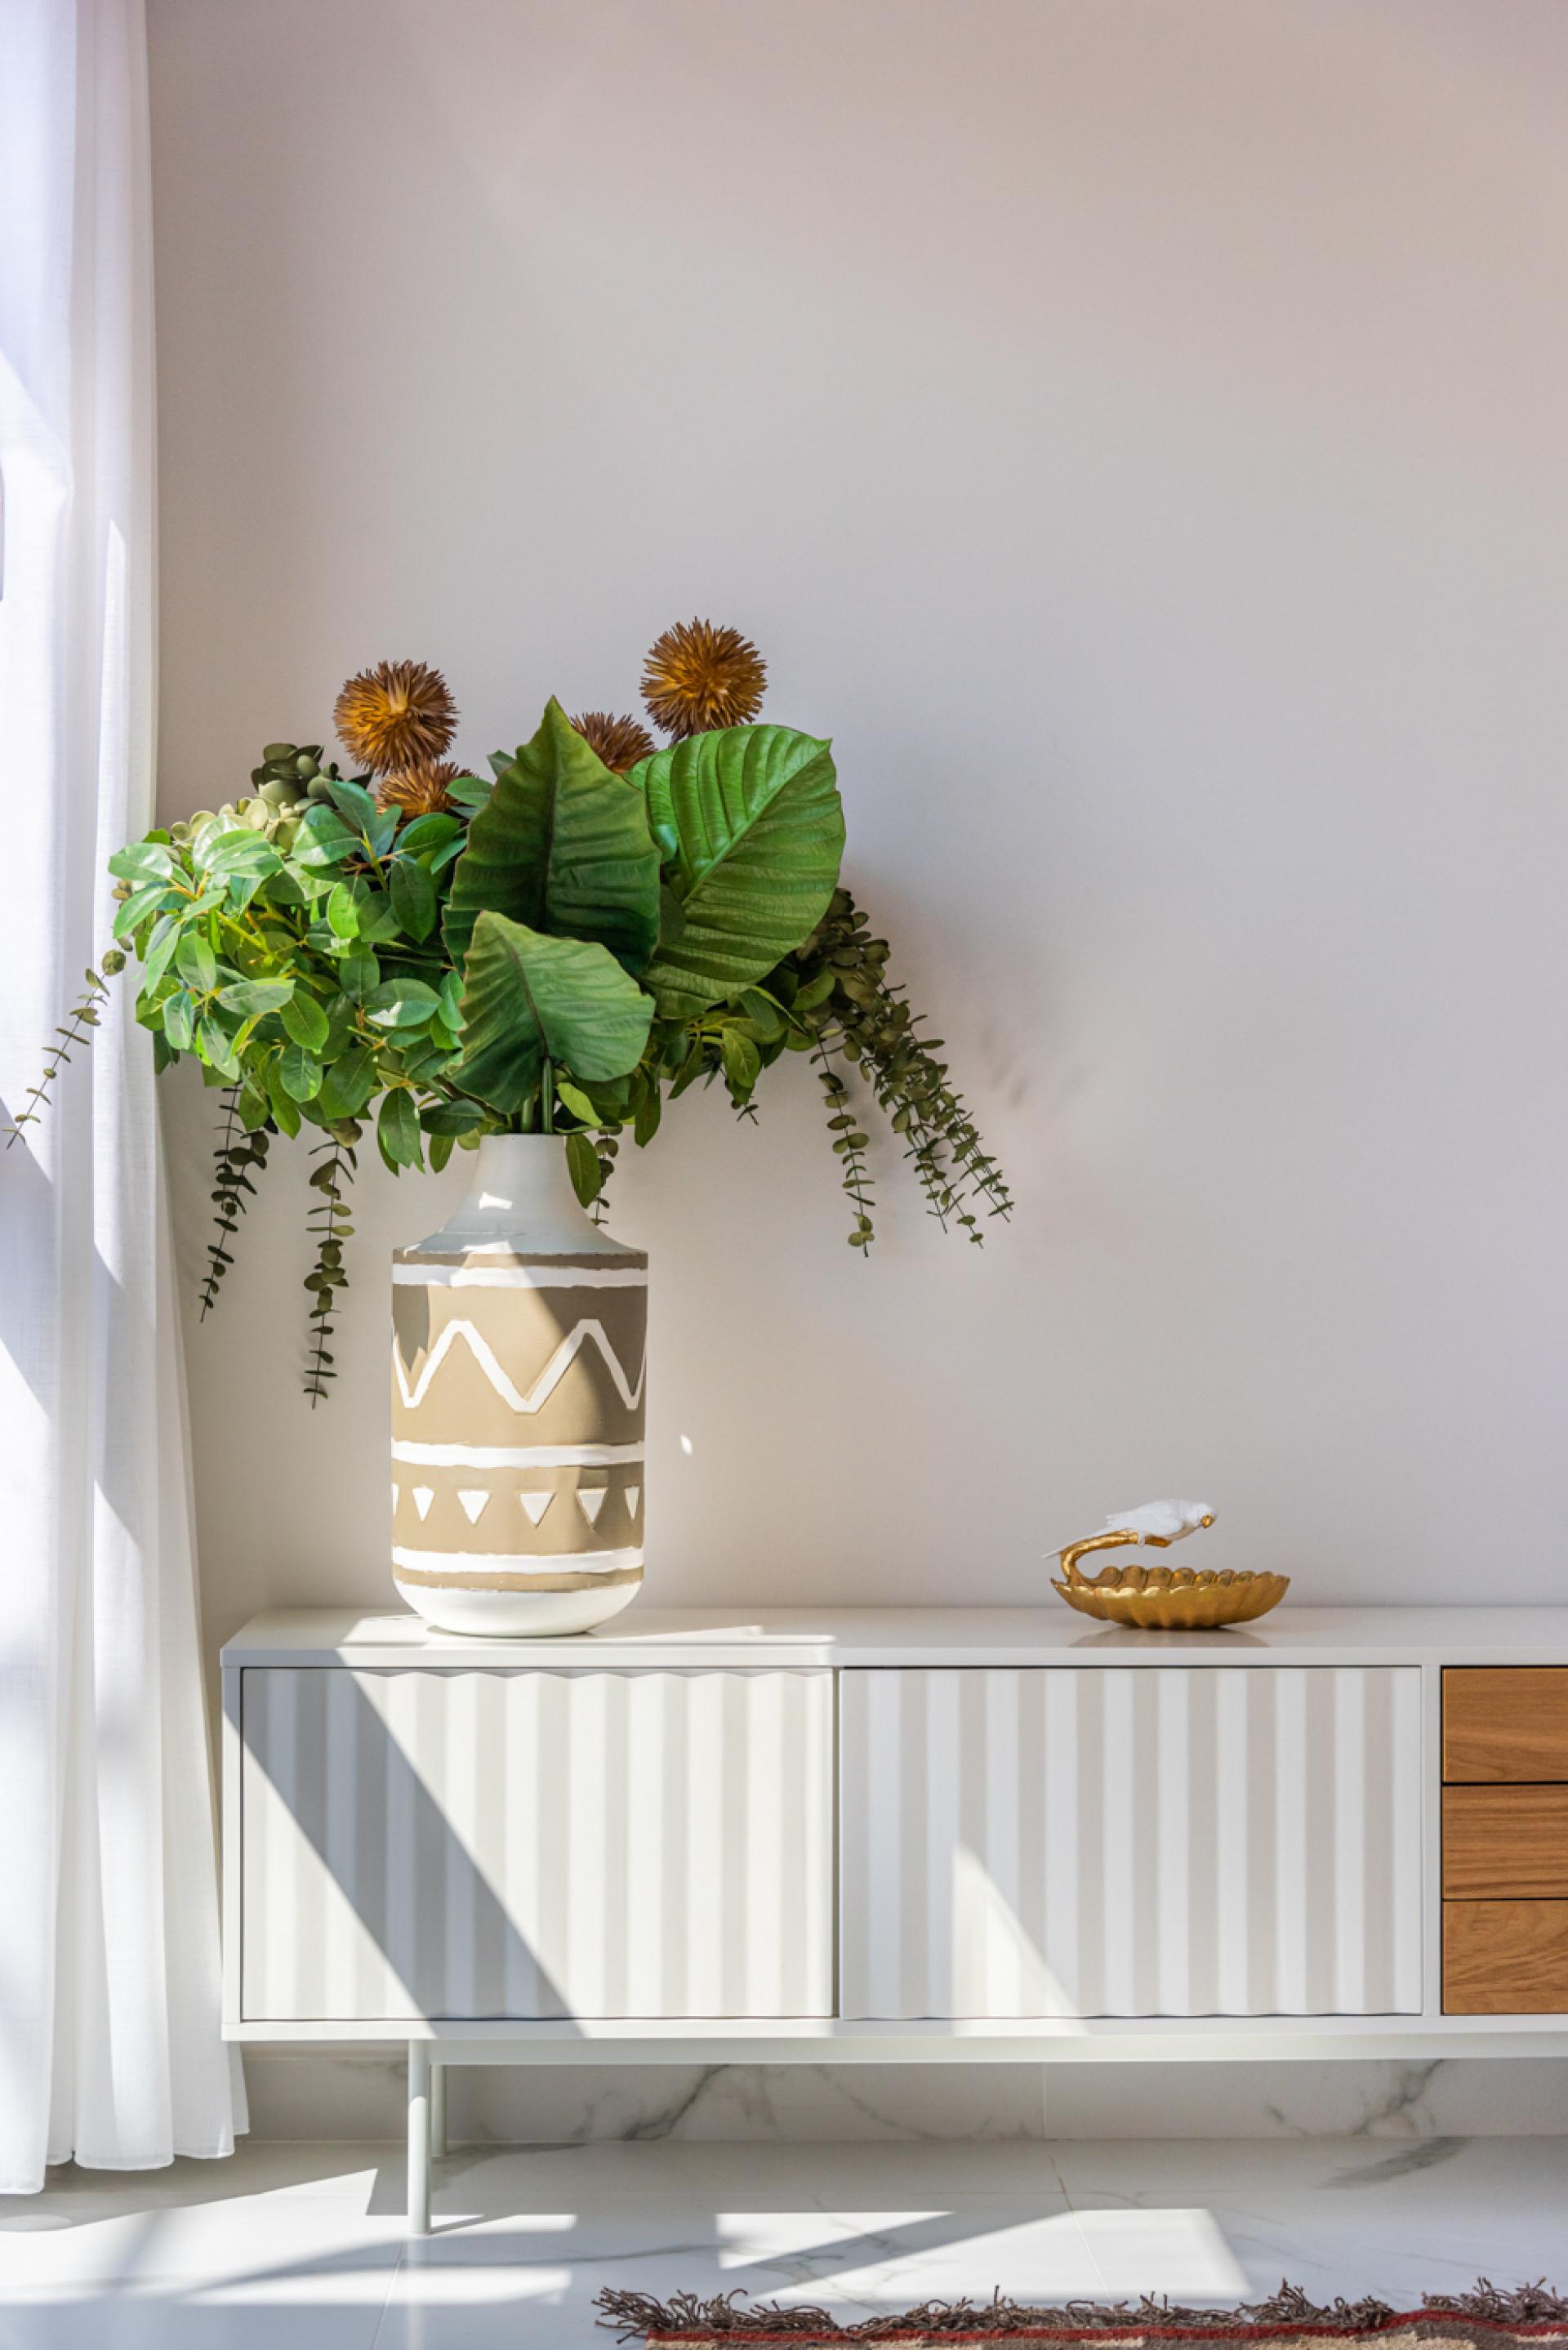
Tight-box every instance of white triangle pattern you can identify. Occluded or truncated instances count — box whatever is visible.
[576,1487,607,1527]
[458,1489,490,1524]
[390,1482,399,1510]
[519,1492,553,1526]
[625,1485,640,1519]
[412,1487,434,1521]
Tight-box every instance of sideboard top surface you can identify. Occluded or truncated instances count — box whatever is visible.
[223,1603,1568,1670]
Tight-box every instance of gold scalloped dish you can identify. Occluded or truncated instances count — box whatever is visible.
[1051,1562,1290,1630]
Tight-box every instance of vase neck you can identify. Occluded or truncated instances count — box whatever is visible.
[464,1134,587,1224]
[415,1134,628,1255]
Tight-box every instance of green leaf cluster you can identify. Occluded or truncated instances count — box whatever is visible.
[54,671,1009,1396]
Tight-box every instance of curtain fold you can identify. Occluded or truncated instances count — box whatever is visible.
[0,0,243,2192]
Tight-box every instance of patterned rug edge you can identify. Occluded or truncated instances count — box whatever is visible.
[594,2281,1568,2345]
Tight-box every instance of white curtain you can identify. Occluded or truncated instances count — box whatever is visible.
[0,0,243,2191]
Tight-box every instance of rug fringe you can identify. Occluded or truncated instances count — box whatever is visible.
[594,2280,1568,2342]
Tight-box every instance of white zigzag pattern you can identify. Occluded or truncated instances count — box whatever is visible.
[394,1316,645,1416]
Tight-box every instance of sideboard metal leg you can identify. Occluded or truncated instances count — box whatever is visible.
[408,2041,431,2237]
[430,2058,448,2160]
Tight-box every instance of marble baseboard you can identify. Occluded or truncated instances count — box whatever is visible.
[240,2053,1568,2145]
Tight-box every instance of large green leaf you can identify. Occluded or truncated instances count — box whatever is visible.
[449,911,653,1115]
[632,725,844,1019]
[443,698,661,974]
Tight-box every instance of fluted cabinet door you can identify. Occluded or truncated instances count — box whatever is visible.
[839,1667,1423,2018]
[240,1669,834,2021]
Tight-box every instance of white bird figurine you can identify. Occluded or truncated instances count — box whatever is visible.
[1049,1497,1287,1627]
[1094,1499,1215,1545]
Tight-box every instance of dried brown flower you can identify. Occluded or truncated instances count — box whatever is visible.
[378,761,461,818]
[641,619,766,740]
[570,711,657,774]
[335,660,457,778]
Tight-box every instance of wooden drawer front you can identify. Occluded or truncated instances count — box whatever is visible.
[1443,1669,1568,1782]
[1444,1899,1568,2013]
[839,1666,1422,2018]
[1443,1786,1568,1898]
[240,1667,835,2022]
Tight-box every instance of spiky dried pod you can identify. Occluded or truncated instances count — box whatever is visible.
[334,660,457,777]
[570,711,657,774]
[641,619,766,740]
[377,760,461,818]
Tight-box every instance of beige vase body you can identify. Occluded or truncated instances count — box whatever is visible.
[390,1134,646,1636]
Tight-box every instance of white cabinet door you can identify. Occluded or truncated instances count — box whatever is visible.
[241,1668,834,2021]
[840,1666,1423,2018]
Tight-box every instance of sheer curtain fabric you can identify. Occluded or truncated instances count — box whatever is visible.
[0,0,241,2191]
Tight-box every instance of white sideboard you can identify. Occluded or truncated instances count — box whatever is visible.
[220,1605,1568,2232]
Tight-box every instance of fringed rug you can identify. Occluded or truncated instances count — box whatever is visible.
[595,2280,1568,2348]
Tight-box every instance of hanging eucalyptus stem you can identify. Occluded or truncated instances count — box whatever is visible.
[810,1027,875,1251]
[202,1090,273,1316]
[5,956,124,1147]
[303,1128,358,1404]
[786,890,1013,1246]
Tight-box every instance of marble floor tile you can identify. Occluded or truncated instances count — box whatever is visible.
[374,2199,1102,2347]
[0,2152,405,2290]
[1050,2135,1568,2303]
[0,2135,1563,2348]
[0,2295,394,2350]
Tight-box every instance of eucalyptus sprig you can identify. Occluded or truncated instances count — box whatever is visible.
[304,1129,358,1403]
[202,1089,272,1316]
[571,890,1012,1253]
[786,890,1014,1246]
[4,957,124,1147]
[810,1028,875,1250]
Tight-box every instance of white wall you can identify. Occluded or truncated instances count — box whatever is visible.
[147,0,1568,1653]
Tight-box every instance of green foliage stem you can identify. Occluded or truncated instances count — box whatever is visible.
[304,1130,357,1404]
[5,958,123,1146]
[786,889,1013,1246]
[201,1088,273,1316]
[811,1028,875,1250]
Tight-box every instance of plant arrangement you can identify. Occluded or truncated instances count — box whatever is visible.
[12,622,1011,1398]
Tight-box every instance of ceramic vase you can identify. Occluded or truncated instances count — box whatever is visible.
[390,1133,647,1637]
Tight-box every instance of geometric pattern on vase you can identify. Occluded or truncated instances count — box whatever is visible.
[393,1313,644,1416]
[390,1244,647,1600]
